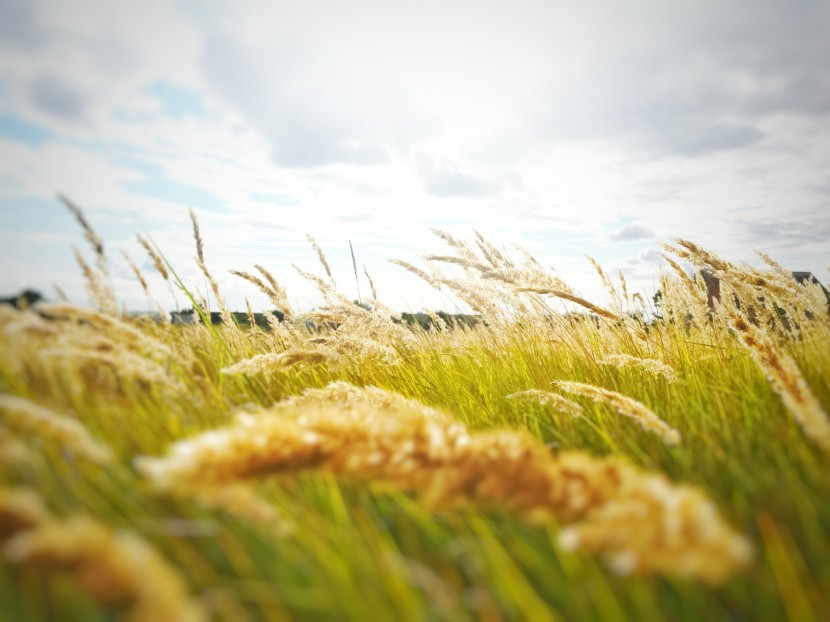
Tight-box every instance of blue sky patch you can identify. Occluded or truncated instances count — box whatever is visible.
[124,177,225,212]
[249,192,300,206]
[115,156,166,179]
[0,196,69,231]
[143,82,206,120]
[0,115,54,146]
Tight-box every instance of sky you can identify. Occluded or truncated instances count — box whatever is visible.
[0,0,828,313]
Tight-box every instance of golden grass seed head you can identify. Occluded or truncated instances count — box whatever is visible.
[137,383,747,583]
[0,487,52,540]
[599,354,679,382]
[506,390,584,418]
[221,350,330,375]
[4,515,207,622]
[554,381,681,445]
[306,234,335,284]
[136,234,169,281]
[0,394,113,464]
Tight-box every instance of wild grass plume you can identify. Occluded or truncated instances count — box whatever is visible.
[506,389,585,418]
[137,383,749,583]
[1,209,828,620]
[5,515,207,622]
[0,394,113,464]
[554,382,681,445]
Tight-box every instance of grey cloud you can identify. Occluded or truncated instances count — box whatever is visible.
[610,223,655,241]
[525,0,830,158]
[0,0,42,50]
[203,34,433,168]
[639,120,763,158]
[739,217,830,249]
[809,180,830,197]
[29,74,87,120]
[636,248,664,266]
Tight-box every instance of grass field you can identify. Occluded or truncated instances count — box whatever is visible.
[1,206,828,621]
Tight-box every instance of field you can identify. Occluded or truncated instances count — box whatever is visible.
[1,206,829,621]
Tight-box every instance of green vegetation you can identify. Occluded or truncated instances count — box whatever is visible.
[0,207,828,621]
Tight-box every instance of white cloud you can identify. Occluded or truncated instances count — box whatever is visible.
[1,0,829,312]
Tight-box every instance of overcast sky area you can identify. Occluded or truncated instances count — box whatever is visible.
[1,0,828,313]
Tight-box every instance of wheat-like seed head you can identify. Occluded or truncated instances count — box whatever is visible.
[185,484,290,533]
[136,234,169,281]
[72,248,118,315]
[0,427,37,467]
[0,487,52,540]
[516,287,622,321]
[0,394,113,464]
[255,264,292,315]
[431,228,479,261]
[724,304,830,452]
[473,230,504,269]
[60,194,105,260]
[306,234,334,284]
[120,248,149,295]
[599,354,679,382]
[230,267,293,318]
[4,515,207,622]
[363,265,379,301]
[554,381,681,445]
[424,255,490,272]
[618,271,629,306]
[137,383,748,583]
[586,256,622,312]
[506,390,584,418]
[221,349,330,375]
[37,303,171,359]
[388,259,443,291]
[189,207,205,265]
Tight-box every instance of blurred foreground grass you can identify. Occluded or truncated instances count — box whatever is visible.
[0,213,828,621]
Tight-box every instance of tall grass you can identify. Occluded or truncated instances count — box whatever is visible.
[0,205,828,620]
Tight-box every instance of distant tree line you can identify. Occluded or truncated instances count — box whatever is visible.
[0,290,485,332]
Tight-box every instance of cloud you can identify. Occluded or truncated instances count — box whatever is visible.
[1,0,829,311]
[610,223,655,241]
[739,218,830,249]
[0,0,42,50]
[423,169,501,198]
[143,82,205,120]
[635,247,665,267]
[202,34,434,168]
[28,74,88,121]
[511,0,830,159]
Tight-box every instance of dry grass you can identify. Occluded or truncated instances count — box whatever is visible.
[506,390,585,418]
[599,353,678,383]
[554,382,681,445]
[1,208,828,620]
[137,382,749,583]
[5,515,207,622]
[0,394,112,464]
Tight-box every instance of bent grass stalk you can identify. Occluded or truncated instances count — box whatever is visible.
[725,306,830,452]
[506,390,584,418]
[4,220,829,618]
[4,515,207,622]
[0,394,113,464]
[554,381,681,445]
[599,353,679,383]
[137,383,747,584]
[221,349,330,375]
